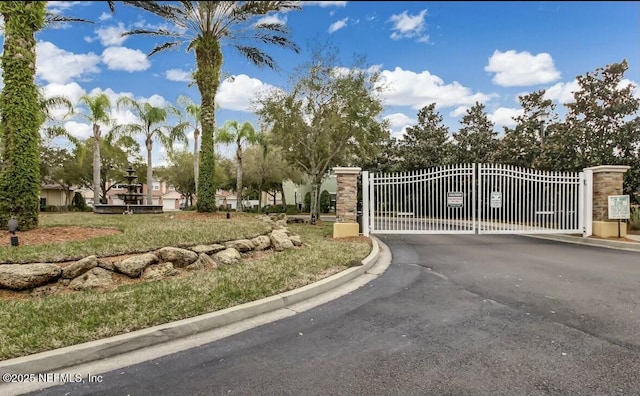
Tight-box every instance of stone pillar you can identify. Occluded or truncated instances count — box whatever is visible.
[332,167,361,238]
[585,165,630,238]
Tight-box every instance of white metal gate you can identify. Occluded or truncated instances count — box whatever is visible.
[362,164,587,236]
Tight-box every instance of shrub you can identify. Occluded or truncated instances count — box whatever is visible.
[320,190,331,213]
[72,192,87,211]
[629,206,640,231]
[285,205,300,215]
[304,192,311,212]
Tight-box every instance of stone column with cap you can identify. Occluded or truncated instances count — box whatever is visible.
[332,167,361,238]
[585,165,630,238]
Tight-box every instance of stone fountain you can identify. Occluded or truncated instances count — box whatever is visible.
[94,166,164,214]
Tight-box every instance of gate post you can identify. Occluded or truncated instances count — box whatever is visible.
[362,171,370,237]
[583,165,630,238]
[332,167,362,238]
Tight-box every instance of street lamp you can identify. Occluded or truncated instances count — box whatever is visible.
[536,111,550,147]
[8,218,18,247]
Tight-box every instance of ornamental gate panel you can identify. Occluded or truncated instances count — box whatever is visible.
[362,164,585,236]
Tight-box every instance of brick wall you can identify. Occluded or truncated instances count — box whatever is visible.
[334,167,361,223]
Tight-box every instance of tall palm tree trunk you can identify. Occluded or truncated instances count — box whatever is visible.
[92,124,101,205]
[146,138,153,205]
[236,145,243,212]
[0,1,46,230]
[194,40,222,212]
[193,128,199,193]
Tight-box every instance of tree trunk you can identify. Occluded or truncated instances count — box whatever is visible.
[93,124,101,205]
[194,39,222,212]
[236,144,243,212]
[0,2,47,230]
[279,183,287,210]
[310,176,320,222]
[258,181,263,212]
[193,128,199,193]
[146,137,153,205]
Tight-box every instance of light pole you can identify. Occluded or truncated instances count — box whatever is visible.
[8,218,18,247]
[536,110,549,148]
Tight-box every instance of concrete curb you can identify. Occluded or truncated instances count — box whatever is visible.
[0,238,382,375]
[524,234,640,252]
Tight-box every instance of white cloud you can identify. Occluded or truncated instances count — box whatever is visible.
[42,82,87,119]
[328,18,348,33]
[377,67,495,110]
[304,1,348,7]
[384,113,415,139]
[36,41,101,84]
[619,79,640,99]
[101,47,151,72]
[216,74,279,112]
[63,120,92,140]
[543,80,580,104]
[449,106,469,118]
[255,13,287,26]
[95,22,128,46]
[485,50,561,87]
[488,107,523,128]
[385,112,415,128]
[46,1,91,13]
[388,9,429,43]
[165,69,192,82]
[98,12,112,21]
[144,94,169,108]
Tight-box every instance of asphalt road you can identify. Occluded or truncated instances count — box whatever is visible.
[30,234,640,396]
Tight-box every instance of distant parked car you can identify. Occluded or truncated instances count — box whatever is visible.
[179,202,186,210]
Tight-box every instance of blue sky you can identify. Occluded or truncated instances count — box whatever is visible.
[4,1,639,166]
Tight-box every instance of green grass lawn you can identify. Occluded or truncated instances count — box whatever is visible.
[0,214,372,360]
[1,211,271,264]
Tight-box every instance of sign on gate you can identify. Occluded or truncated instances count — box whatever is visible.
[608,195,630,219]
[490,192,502,208]
[447,192,464,208]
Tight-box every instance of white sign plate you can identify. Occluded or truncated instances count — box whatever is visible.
[490,192,502,208]
[608,195,630,219]
[447,192,464,208]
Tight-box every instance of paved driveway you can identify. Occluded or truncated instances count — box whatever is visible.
[32,235,640,396]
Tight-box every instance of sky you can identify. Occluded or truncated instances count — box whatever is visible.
[2,1,639,167]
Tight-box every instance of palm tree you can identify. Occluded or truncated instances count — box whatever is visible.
[113,97,189,205]
[217,120,261,211]
[76,93,113,206]
[0,1,47,230]
[122,1,300,212]
[177,95,202,193]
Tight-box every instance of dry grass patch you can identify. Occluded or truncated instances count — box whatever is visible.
[0,221,372,360]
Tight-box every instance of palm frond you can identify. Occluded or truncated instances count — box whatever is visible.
[44,14,94,27]
[150,41,182,57]
[122,28,177,37]
[234,45,277,69]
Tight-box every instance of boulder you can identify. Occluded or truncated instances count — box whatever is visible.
[115,253,158,278]
[97,259,116,272]
[250,235,271,251]
[142,262,179,280]
[157,247,198,268]
[190,244,226,255]
[69,267,114,291]
[0,263,62,290]
[269,230,294,251]
[214,248,242,265]
[289,235,303,247]
[274,220,288,229]
[224,239,254,252]
[186,253,218,271]
[61,255,98,279]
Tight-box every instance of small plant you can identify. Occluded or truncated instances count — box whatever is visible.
[629,206,640,231]
[320,190,331,213]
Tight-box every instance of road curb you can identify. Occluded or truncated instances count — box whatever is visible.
[0,238,382,375]
[524,234,640,252]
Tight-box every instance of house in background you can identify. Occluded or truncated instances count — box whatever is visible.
[40,184,75,209]
[282,173,337,212]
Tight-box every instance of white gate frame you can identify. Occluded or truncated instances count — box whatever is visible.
[362,164,589,237]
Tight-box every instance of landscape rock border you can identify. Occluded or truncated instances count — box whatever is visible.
[0,214,302,293]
